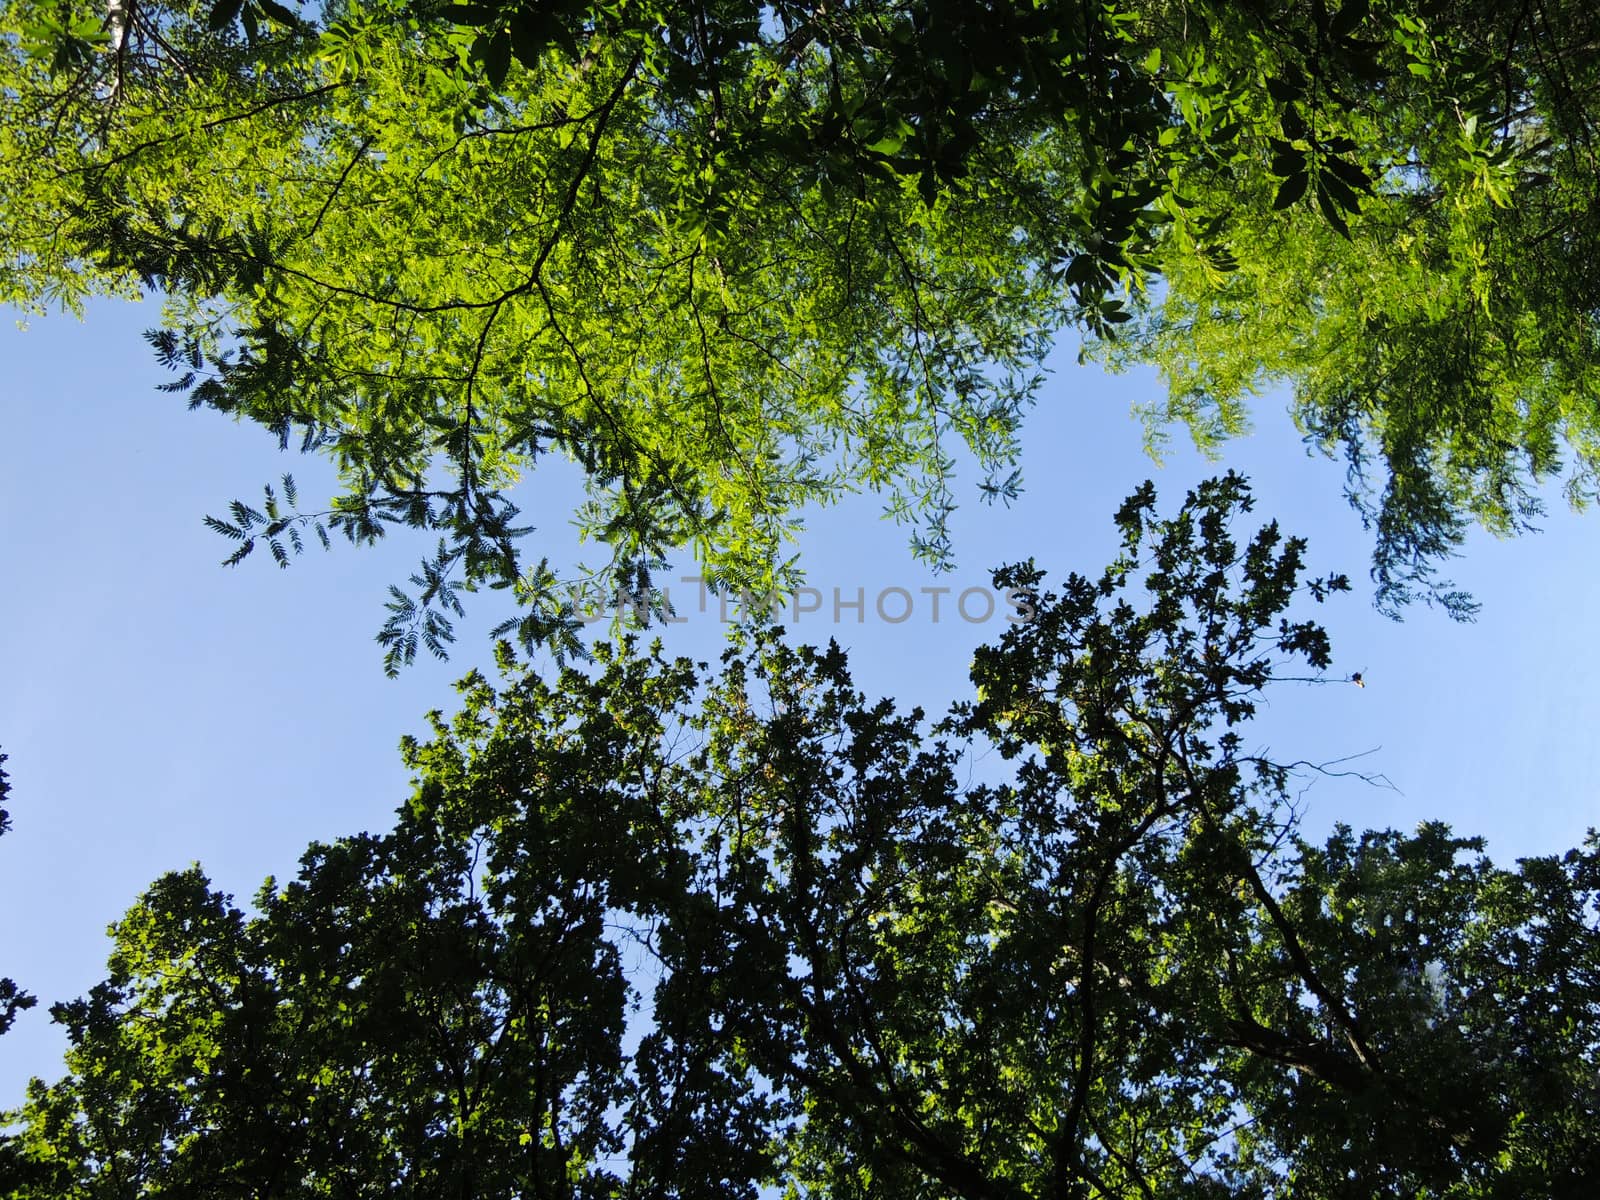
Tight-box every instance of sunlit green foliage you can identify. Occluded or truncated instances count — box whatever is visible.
[1093,0,1600,616]
[6,478,1597,1196]
[4,0,1599,661]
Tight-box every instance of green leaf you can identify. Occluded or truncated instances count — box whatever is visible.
[207,0,245,31]
[445,2,497,25]
[1331,0,1370,40]
[1265,75,1304,104]
[1273,171,1309,209]
[1323,154,1374,195]
[482,30,512,89]
[1318,167,1363,213]
[508,10,548,69]
[1315,182,1351,236]
[255,0,300,26]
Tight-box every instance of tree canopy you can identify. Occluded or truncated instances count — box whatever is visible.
[4,0,1599,664]
[6,476,1598,1197]
[3,0,1600,668]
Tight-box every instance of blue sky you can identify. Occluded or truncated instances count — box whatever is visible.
[3,297,1598,1098]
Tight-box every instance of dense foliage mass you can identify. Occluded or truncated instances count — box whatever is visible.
[5,477,1597,1197]
[4,0,1598,663]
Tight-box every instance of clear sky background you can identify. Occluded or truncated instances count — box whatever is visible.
[2,297,1597,1100]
